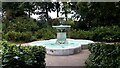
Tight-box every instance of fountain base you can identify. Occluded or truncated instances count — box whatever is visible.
[28,39,94,56]
[46,46,81,56]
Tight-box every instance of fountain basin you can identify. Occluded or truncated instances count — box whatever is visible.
[28,39,94,56]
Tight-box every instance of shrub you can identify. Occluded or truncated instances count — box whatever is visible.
[20,32,37,42]
[4,31,21,41]
[92,26,120,42]
[4,31,37,42]
[4,17,39,33]
[85,43,120,68]
[68,29,80,39]
[35,28,56,40]
[2,16,39,42]
[1,41,46,68]
[69,29,93,40]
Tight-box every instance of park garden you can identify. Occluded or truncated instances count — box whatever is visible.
[0,2,120,68]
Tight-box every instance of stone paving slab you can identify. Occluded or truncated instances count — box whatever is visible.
[45,49,90,66]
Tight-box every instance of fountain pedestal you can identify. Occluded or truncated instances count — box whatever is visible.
[56,32,67,44]
[52,25,70,44]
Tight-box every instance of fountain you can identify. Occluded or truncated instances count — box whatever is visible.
[52,17,71,44]
[28,17,94,56]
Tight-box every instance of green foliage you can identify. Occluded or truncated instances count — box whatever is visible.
[4,31,37,42]
[35,28,56,40]
[2,16,57,42]
[92,26,120,42]
[37,20,47,28]
[69,26,120,42]
[2,2,24,20]
[20,32,37,42]
[3,16,39,42]
[69,29,93,40]
[86,43,120,68]
[73,2,120,29]
[54,2,60,17]
[35,2,55,20]
[2,2,120,43]
[4,31,20,41]
[3,16,39,33]
[61,2,71,21]
[0,23,2,32]
[1,41,46,68]
[64,18,75,28]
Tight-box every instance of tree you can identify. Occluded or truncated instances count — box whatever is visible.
[54,2,61,17]
[2,2,23,20]
[21,2,36,18]
[2,2,25,29]
[35,2,55,21]
[72,2,120,30]
[61,2,71,21]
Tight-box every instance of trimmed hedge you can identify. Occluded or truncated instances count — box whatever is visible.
[69,26,120,42]
[69,29,93,40]
[92,26,120,42]
[1,41,46,68]
[85,43,120,68]
[3,31,37,42]
[35,28,56,40]
[3,18,120,43]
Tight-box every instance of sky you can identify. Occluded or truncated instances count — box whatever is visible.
[31,11,74,19]
[0,9,74,20]
[31,11,58,19]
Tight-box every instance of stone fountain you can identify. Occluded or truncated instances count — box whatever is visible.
[52,17,71,44]
[28,17,94,56]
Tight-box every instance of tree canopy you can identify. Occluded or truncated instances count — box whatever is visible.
[2,2,120,30]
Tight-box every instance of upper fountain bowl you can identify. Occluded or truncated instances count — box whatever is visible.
[52,25,71,29]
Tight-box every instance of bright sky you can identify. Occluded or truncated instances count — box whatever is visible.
[31,11,74,19]
[31,11,58,19]
[0,11,74,20]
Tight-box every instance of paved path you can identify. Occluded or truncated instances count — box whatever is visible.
[45,49,90,66]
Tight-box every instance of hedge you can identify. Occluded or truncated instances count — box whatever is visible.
[1,41,46,68]
[92,26,120,42]
[85,43,120,68]
[69,29,93,40]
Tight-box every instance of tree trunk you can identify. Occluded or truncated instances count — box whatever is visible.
[65,11,67,21]
[57,9,59,17]
[28,10,30,18]
[28,3,31,18]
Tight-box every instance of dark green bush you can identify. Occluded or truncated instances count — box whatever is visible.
[20,32,37,42]
[69,26,120,42]
[35,28,56,40]
[85,43,120,68]
[3,16,120,43]
[69,29,93,40]
[2,16,39,42]
[4,31,37,42]
[4,31,19,41]
[3,16,39,33]
[1,41,46,68]
[92,26,120,42]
